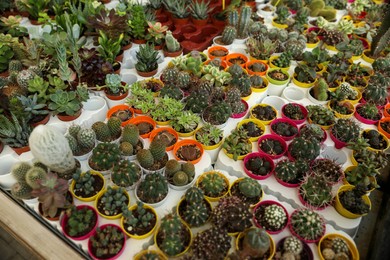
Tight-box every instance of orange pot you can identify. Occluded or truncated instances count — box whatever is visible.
[384,103,390,117]
[378,118,390,138]
[149,127,179,151]
[204,59,228,70]
[106,104,135,127]
[173,139,204,164]
[129,116,156,138]
[226,53,248,68]
[208,46,229,60]
[11,145,30,155]
[245,60,268,76]
[57,109,82,122]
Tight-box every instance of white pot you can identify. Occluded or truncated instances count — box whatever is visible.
[262,96,287,112]
[307,87,328,105]
[212,36,232,50]
[282,87,305,103]
[135,184,169,208]
[320,145,348,166]
[0,154,19,190]
[267,82,289,97]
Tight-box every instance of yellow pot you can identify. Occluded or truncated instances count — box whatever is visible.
[318,233,359,260]
[334,185,371,219]
[134,250,167,260]
[155,120,171,126]
[236,228,275,260]
[154,220,192,258]
[196,171,230,202]
[176,197,212,227]
[327,100,355,119]
[346,87,362,105]
[306,40,319,49]
[120,204,158,239]
[228,177,264,208]
[269,55,290,72]
[241,92,252,101]
[70,170,106,202]
[316,63,327,75]
[95,187,130,219]
[177,126,198,138]
[292,75,317,88]
[236,119,266,142]
[223,140,253,161]
[364,129,390,152]
[307,117,334,130]
[251,77,268,93]
[272,18,288,29]
[362,50,375,64]
[250,104,278,125]
[351,54,362,61]
[325,44,337,51]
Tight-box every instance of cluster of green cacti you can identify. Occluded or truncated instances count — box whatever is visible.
[300,174,333,208]
[10,161,48,199]
[160,84,183,100]
[307,105,336,126]
[197,171,228,198]
[191,227,231,259]
[136,139,167,170]
[311,78,329,101]
[161,66,179,85]
[165,30,181,52]
[180,187,210,227]
[272,52,293,68]
[245,155,273,176]
[89,226,125,258]
[364,74,389,104]
[136,172,168,204]
[283,104,304,121]
[271,121,298,137]
[122,201,155,234]
[285,37,307,60]
[226,87,246,114]
[237,227,271,259]
[339,184,370,215]
[290,208,325,241]
[91,117,122,142]
[288,136,321,161]
[331,118,361,143]
[321,237,351,259]
[89,142,121,171]
[274,5,290,24]
[261,204,288,231]
[111,160,141,188]
[226,5,252,39]
[203,101,232,126]
[308,0,337,21]
[65,124,96,156]
[212,195,252,233]
[165,159,195,186]
[322,29,348,46]
[65,206,96,237]
[120,124,140,156]
[157,213,188,256]
[185,89,210,114]
[223,128,252,161]
[72,170,102,197]
[97,186,128,216]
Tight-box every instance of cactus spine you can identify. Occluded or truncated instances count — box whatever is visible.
[237,6,252,38]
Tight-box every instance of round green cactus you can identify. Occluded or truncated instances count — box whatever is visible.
[77,128,96,150]
[181,162,195,179]
[119,142,134,156]
[182,202,210,227]
[173,171,189,186]
[165,159,181,177]
[66,135,80,155]
[92,121,111,142]
[288,136,320,161]
[8,60,23,73]
[136,149,154,169]
[149,139,166,161]
[11,182,32,199]
[68,124,81,138]
[11,162,32,182]
[185,187,204,204]
[122,124,140,146]
[25,167,47,189]
[238,177,262,198]
[283,236,303,255]
[107,116,122,139]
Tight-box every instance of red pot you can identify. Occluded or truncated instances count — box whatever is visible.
[354,104,382,125]
[243,152,275,180]
[163,47,183,58]
[11,145,30,155]
[191,18,209,26]
[329,129,348,149]
[231,99,249,119]
[281,103,308,125]
[88,224,126,260]
[137,69,158,78]
[288,210,326,243]
[60,205,98,241]
[30,114,50,128]
[172,17,190,26]
[133,39,147,44]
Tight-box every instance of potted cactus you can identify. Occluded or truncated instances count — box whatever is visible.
[134,250,167,260]
[229,177,263,206]
[214,26,237,47]
[270,118,299,141]
[65,124,96,160]
[244,152,275,180]
[95,186,130,219]
[163,30,182,57]
[120,201,158,239]
[136,139,168,175]
[107,105,135,126]
[119,124,144,160]
[135,43,159,77]
[362,129,389,151]
[154,212,192,258]
[275,236,313,260]
[135,172,169,207]
[355,102,382,124]
[318,233,359,260]
[274,159,309,187]
[222,128,252,161]
[164,159,196,190]
[202,102,232,127]
[70,170,106,202]
[191,227,231,259]
[288,136,321,162]
[170,111,200,137]
[299,173,333,210]
[111,160,142,190]
[308,78,331,105]
[334,184,371,219]
[149,127,178,151]
[306,105,336,129]
[88,224,126,260]
[250,104,277,125]
[257,134,287,159]
[177,187,212,228]
[293,63,317,87]
[311,158,344,184]
[253,201,288,234]
[91,117,122,143]
[299,123,327,144]
[0,112,32,155]
[289,208,326,243]
[362,74,389,107]
[236,119,265,142]
[281,103,308,125]
[61,205,98,241]
[88,142,121,174]
[330,118,361,149]
[211,195,252,234]
[234,227,274,259]
[196,170,229,201]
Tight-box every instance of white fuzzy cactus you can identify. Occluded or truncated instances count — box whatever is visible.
[29,125,75,174]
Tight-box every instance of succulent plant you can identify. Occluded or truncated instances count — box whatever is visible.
[72,171,104,198]
[299,123,325,143]
[197,171,228,198]
[311,158,343,183]
[274,159,302,184]
[212,195,252,233]
[237,177,262,200]
[89,142,121,172]
[203,102,232,126]
[339,184,370,215]
[164,30,181,52]
[288,136,321,161]
[97,186,128,217]
[331,118,361,143]
[191,227,231,259]
[306,105,336,127]
[271,121,298,138]
[180,187,211,227]
[122,201,156,236]
[300,173,333,208]
[290,208,325,241]
[283,103,305,121]
[64,206,97,237]
[89,225,125,258]
[245,155,273,176]
[66,126,96,156]
[234,227,271,259]
[111,160,141,188]
[283,236,304,255]
[135,43,159,73]
[256,203,287,232]
[136,172,169,204]
[222,128,252,161]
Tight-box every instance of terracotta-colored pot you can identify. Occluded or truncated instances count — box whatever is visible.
[137,68,158,77]
[245,60,268,76]
[11,145,30,155]
[30,114,50,128]
[191,18,208,26]
[57,109,82,122]
[149,127,179,151]
[208,46,229,60]
[106,104,134,126]
[173,139,204,164]
[133,39,147,44]
[225,53,248,68]
[172,17,190,25]
[105,84,129,101]
[129,116,156,138]
[163,46,183,58]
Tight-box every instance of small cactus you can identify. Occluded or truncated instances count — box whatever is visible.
[290,208,325,241]
[149,139,166,161]
[283,236,303,255]
[11,181,33,199]
[165,30,181,52]
[122,124,139,146]
[332,237,349,254]
[136,149,154,169]
[107,116,122,139]
[238,177,262,199]
[92,121,111,142]
[119,142,134,156]
[197,171,228,198]
[25,167,47,189]
[11,162,32,181]
[220,26,237,45]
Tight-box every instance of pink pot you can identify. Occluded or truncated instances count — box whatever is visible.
[253,200,289,235]
[288,210,326,243]
[60,205,98,241]
[354,104,382,125]
[231,99,249,119]
[281,103,308,125]
[88,224,126,260]
[257,134,287,159]
[275,173,301,188]
[329,129,347,149]
[270,118,299,141]
[244,152,275,180]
